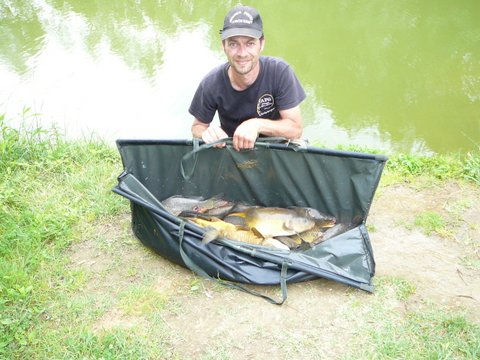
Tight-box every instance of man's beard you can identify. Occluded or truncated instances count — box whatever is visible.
[231,58,255,75]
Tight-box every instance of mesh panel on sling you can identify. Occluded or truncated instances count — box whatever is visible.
[113,138,387,304]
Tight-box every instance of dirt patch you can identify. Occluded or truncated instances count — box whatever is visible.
[370,180,480,316]
[158,280,364,359]
[67,180,480,359]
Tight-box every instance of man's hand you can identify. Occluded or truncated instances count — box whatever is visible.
[232,118,260,151]
[192,119,228,147]
[201,125,228,144]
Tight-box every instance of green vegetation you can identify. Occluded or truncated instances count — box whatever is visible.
[0,113,131,358]
[1,115,479,359]
[385,151,480,185]
[336,143,480,185]
[375,275,417,301]
[343,276,480,359]
[359,306,480,359]
[413,211,447,236]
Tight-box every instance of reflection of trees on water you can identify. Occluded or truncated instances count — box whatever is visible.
[0,2,45,74]
[0,0,223,79]
[267,1,480,153]
[1,0,478,152]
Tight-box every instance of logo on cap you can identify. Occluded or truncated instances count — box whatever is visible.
[230,10,254,25]
[220,6,263,40]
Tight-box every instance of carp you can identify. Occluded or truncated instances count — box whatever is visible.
[161,194,235,216]
[278,217,337,248]
[225,206,319,238]
[187,217,289,250]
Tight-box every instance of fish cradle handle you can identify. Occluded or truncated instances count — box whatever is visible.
[256,137,309,151]
[180,137,235,180]
[178,221,290,306]
[181,137,307,180]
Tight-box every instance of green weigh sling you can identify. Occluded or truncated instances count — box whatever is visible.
[113,138,387,304]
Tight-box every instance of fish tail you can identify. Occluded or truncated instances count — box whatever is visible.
[202,229,220,244]
[262,238,290,251]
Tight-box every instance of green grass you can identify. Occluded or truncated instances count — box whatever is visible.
[358,307,480,359]
[119,284,170,316]
[1,114,479,359]
[343,277,480,359]
[0,113,127,358]
[375,276,417,301]
[413,211,447,236]
[385,151,480,185]
[334,143,480,186]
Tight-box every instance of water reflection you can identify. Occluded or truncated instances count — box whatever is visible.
[0,0,479,153]
[302,88,434,154]
[0,0,223,140]
[0,1,46,75]
[263,1,480,153]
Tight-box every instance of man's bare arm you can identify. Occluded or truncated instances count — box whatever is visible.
[231,105,303,150]
[191,118,209,138]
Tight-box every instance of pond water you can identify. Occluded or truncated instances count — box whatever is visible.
[1,0,479,154]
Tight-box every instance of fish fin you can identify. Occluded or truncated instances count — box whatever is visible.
[275,236,298,249]
[235,225,251,231]
[283,219,293,231]
[251,227,266,239]
[202,228,220,244]
[306,234,325,247]
[229,203,253,213]
[295,231,307,242]
[224,215,247,226]
[178,210,204,218]
[262,238,290,251]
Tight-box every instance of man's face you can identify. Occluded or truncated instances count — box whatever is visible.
[223,36,264,76]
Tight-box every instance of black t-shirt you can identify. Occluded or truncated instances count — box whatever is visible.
[189,56,306,136]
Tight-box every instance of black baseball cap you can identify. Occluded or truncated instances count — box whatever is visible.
[220,5,263,40]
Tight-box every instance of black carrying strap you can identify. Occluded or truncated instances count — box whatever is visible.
[181,137,306,180]
[177,221,289,305]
